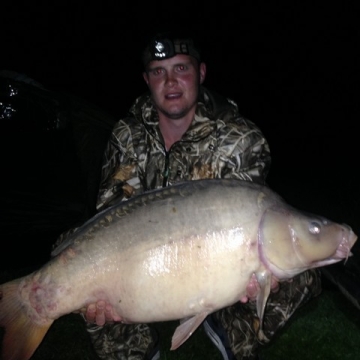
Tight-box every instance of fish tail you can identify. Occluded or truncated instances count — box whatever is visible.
[0,279,52,360]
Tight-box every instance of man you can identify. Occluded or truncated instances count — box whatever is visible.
[79,32,321,360]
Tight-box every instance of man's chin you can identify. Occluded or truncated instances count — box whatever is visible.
[161,108,188,120]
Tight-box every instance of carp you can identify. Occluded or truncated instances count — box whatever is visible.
[0,178,357,360]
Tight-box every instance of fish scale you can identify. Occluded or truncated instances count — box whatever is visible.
[0,178,357,360]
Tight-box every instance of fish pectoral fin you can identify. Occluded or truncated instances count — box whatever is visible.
[170,312,209,350]
[255,270,272,341]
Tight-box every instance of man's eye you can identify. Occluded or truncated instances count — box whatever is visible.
[177,65,186,71]
[152,69,163,75]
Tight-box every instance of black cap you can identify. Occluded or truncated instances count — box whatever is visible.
[142,33,201,67]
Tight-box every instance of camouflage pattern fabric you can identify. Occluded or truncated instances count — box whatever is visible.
[87,322,158,360]
[96,87,271,210]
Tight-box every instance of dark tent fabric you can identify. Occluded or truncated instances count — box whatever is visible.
[0,71,116,270]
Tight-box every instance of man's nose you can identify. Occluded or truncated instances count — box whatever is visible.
[165,72,177,86]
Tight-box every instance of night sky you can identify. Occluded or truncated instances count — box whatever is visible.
[1,2,360,270]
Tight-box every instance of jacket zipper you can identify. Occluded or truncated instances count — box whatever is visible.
[162,150,170,187]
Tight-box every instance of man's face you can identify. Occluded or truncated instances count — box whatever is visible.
[143,54,206,120]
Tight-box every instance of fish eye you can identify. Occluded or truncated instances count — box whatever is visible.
[309,221,321,234]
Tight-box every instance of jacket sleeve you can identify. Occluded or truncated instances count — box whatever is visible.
[96,119,143,211]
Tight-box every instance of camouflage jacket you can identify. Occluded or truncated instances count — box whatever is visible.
[96,86,271,211]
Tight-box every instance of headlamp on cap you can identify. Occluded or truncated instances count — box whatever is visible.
[143,37,201,67]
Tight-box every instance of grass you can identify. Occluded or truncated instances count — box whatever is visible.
[2,271,358,360]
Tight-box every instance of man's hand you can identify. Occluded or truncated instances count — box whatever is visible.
[240,274,280,303]
[77,300,120,326]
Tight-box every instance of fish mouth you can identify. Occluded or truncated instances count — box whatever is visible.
[331,224,357,263]
[306,224,358,268]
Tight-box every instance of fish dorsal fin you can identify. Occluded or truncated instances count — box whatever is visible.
[255,270,272,341]
[171,312,209,350]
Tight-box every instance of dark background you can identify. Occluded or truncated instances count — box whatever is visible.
[1,1,359,277]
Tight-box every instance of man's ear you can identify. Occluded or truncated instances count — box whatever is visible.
[199,63,207,84]
[143,72,149,85]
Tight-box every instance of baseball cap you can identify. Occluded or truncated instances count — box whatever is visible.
[142,33,201,67]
